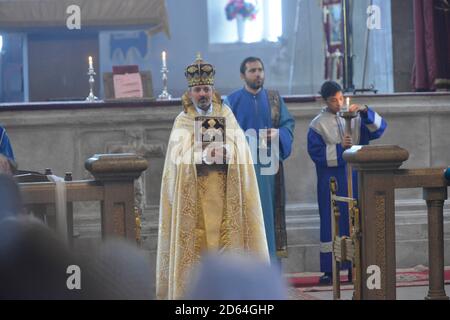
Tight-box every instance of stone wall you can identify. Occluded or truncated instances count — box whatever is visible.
[1,92,449,273]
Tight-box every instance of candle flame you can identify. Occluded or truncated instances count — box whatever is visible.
[162,51,167,68]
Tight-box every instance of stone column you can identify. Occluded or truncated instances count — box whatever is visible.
[85,154,148,242]
[344,145,409,300]
[423,187,449,300]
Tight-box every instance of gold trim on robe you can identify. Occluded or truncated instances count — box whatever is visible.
[156,92,269,300]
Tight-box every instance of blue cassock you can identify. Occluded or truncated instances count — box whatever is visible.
[224,88,295,262]
[0,126,14,161]
[307,107,387,273]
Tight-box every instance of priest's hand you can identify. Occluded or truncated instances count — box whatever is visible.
[341,135,353,149]
[203,144,231,164]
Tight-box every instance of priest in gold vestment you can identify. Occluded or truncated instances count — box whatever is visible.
[156,56,269,300]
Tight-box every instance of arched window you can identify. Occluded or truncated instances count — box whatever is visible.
[208,0,282,44]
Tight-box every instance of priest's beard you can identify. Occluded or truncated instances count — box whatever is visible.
[192,97,212,111]
[245,77,264,91]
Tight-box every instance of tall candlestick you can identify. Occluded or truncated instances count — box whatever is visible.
[86,58,98,102]
[162,51,167,68]
[158,51,172,100]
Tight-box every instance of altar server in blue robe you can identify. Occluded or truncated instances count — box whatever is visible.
[225,57,295,264]
[307,81,387,284]
[0,125,15,174]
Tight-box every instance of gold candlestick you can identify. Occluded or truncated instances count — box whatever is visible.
[338,107,358,298]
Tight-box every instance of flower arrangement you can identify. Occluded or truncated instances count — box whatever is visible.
[225,0,258,21]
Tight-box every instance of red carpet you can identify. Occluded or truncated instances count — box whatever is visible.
[287,266,450,290]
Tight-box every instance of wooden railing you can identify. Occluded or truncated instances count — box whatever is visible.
[17,154,148,244]
[344,145,449,300]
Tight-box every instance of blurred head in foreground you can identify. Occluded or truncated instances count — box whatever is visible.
[185,252,288,300]
[0,216,155,300]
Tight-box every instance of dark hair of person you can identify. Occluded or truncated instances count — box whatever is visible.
[320,81,343,100]
[240,57,264,75]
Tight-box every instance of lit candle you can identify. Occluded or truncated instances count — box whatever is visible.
[88,56,93,69]
[162,51,167,68]
[345,97,350,112]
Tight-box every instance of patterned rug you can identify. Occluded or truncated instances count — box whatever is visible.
[286,265,450,292]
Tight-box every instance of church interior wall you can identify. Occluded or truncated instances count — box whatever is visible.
[0,0,408,103]
[144,0,396,97]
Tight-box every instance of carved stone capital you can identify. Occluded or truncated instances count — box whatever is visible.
[343,145,409,171]
[85,153,148,181]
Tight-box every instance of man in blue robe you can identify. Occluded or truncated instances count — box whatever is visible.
[0,125,15,174]
[224,57,295,264]
[307,81,387,284]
